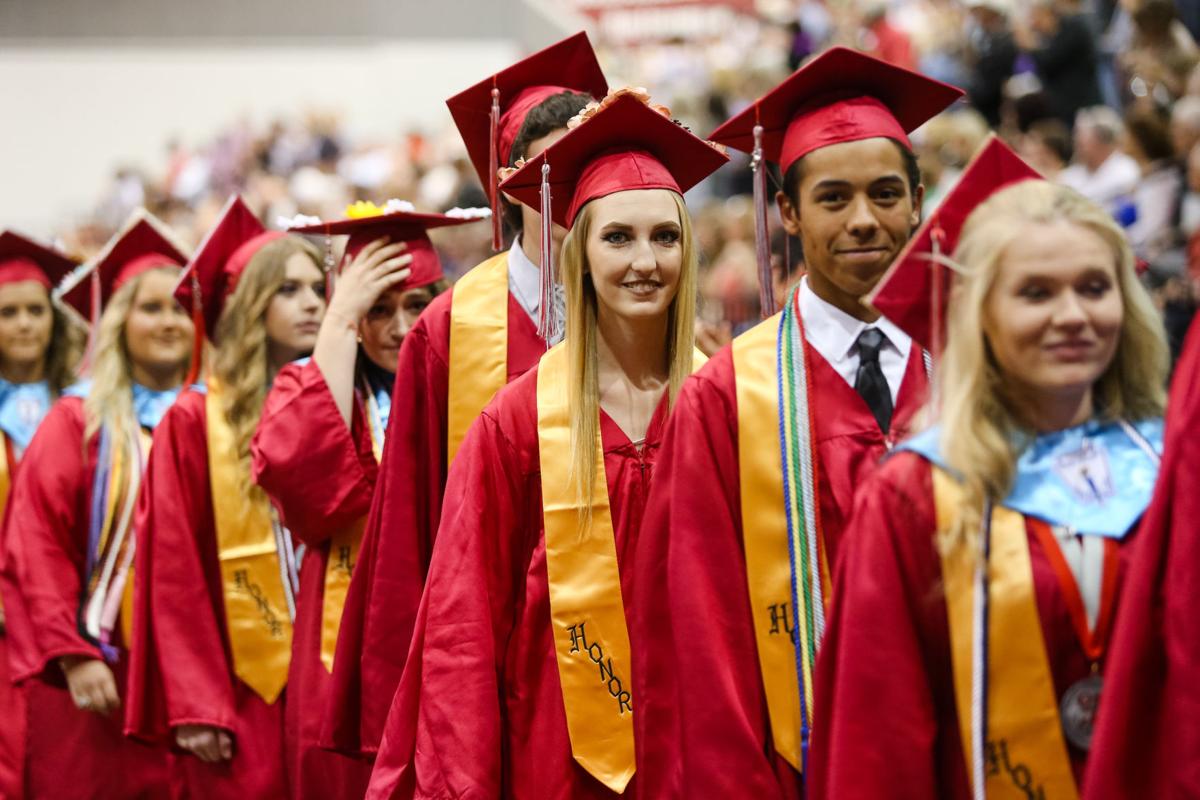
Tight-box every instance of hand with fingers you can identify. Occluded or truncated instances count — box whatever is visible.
[60,655,121,715]
[325,236,414,333]
[175,724,235,763]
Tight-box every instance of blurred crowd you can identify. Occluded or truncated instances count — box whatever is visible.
[54,0,1200,351]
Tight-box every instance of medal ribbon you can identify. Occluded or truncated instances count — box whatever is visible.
[934,465,1080,800]
[539,342,706,793]
[319,375,386,672]
[732,284,829,774]
[1030,521,1119,663]
[447,252,511,465]
[207,377,294,704]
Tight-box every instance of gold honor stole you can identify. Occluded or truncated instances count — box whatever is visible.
[732,315,813,773]
[446,252,511,466]
[319,381,385,671]
[933,466,1079,800]
[206,379,293,704]
[0,432,9,523]
[539,342,706,793]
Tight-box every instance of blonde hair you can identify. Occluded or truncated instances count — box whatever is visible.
[939,180,1168,548]
[83,265,187,444]
[212,235,322,499]
[559,191,699,513]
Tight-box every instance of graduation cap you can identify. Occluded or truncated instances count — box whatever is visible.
[174,194,283,345]
[708,46,964,316]
[500,90,729,342]
[0,230,83,312]
[285,201,490,291]
[446,31,608,249]
[866,135,1042,357]
[57,209,189,321]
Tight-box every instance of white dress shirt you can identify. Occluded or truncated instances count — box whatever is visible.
[798,277,913,404]
[506,237,542,326]
[1057,151,1141,210]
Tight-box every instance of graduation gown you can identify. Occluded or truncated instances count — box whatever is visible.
[631,336,928,798]
[1085,320,1200,799]
[366,365,666,800]
[125,390,288,798]
[0,435,24,799]
[323,283,543,757]
[809,450,1139,799]
[251,359,377,799]
[1,397,171,799]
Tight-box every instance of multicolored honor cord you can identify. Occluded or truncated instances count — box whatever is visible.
[776,288,827,770]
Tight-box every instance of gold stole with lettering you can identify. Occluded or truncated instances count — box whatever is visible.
[318,381,385,671]
[539,341,705,793]
[732,314,817,773]
[447,252,510,465]
[207,378,293,704]
[933,466,1079,800]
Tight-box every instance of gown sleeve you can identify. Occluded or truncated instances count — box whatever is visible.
[0,399,99,681]
[809,452,955,800]
[323,318,450,755]
[631,354,799,799]
[125,393,237,739]
[367,404,529,800]
[251,359,377,545]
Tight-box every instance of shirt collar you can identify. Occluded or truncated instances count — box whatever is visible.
[507,236,542,316]
[798,276,912,363]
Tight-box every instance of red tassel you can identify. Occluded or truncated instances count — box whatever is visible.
[183,272,205,386]
[751,122,774,318]
[78,271,102,375]
[489,84,503,252]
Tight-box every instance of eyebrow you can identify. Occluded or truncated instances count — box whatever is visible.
[811,174,906,192]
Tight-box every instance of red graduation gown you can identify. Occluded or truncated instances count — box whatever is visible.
[809,451,1138,799]
[1,397,170,799]
[0,436,25,800]
[323,285,543,757]
[1086,321,1200,799]
[251,359,376,799]
[125,390,288,798]
[631,340,928,798]
[366,366,666,800]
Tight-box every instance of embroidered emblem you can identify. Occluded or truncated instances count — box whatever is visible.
[1053,439,1114,504]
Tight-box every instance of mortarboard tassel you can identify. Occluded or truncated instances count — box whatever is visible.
[184,272,204,386]
[537,161,560,346]
[751,122,775,318]
[489,84,503,252]
[929,225,946,411]
[77,271,103,375]
[324,230,337,299]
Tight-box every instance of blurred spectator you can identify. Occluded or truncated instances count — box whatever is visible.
[856,0,918,70]
[1123,106,1183,260]
[964,0,1018,127]
[917,109,991,211]
[1119,0,1199,103]
[1018,117,1073,177]
[1171,95,1200,160]
[1015,0,1104,128]
[1058,106,1140,208]
[1181,142,1200,238]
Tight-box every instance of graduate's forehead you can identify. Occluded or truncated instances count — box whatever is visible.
[795,137,908,193]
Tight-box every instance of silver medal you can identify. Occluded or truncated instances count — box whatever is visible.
[1060,673,1103,750]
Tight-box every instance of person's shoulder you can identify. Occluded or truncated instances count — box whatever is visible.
[162,387,207,428]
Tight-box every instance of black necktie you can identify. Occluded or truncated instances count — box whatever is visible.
[855,328,893,434]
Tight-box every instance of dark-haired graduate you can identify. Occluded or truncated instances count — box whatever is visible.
[321,32,608,759]
[631,47,962,797]
[366,89,726,799]
[0,230,86,798]
[1,211,190,799]
[251,203,484,799]
[126,196,327,798]
[811,164,1169,799]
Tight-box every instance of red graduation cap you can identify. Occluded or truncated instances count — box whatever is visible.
[446,31,608,249]
[500,90,728,342]
[709,46,963,172]
[286,201,489,290]
[58,209,189,320]
[866,135,1042,355]
[0,230,81,309]
[175,195,283,343]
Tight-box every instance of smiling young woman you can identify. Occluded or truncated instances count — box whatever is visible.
[811,178,1168,800]
[1,211,191,799]
[125,197,326,799]
[364,91,726,800]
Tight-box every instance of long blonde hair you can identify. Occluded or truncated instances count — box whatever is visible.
[83,265,187,445]
[46,302,86,396]
[211,235,322,498]
[559,191,699,510]
[939,180,1168,547]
